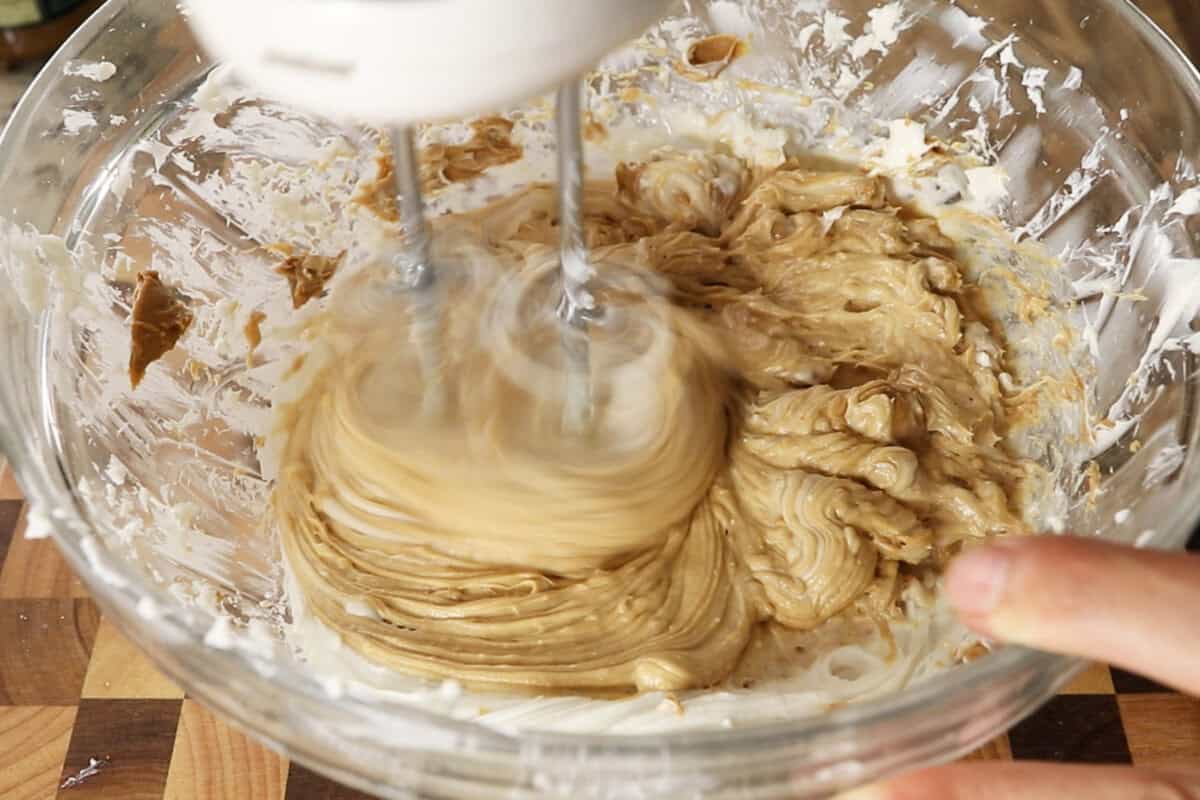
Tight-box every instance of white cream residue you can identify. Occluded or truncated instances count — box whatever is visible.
[964,166,1010,212]
[822,11,852,49]
[871,119,934,171]
[1063,66,1084,90]
[849,2,906,59]
[938,6,989,50]
[1022,67,1049,115]
[1168,186,1200,217]
[0,222,97,315]
[64,60,117,82]
[62,108,99,135]
[193,64,238,114]
[23,503,53,541]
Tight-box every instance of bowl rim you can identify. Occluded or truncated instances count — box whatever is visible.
[3,0,1198,777]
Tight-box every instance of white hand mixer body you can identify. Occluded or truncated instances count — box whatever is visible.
[183,0,672,124]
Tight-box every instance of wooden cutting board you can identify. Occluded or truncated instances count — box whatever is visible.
[3,2,1200,797]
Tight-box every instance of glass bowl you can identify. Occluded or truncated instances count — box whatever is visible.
[2,0,1198,797]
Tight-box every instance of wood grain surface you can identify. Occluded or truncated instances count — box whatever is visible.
[2,1,1200,798]
[162,702,288,800]
[0,707,77,800]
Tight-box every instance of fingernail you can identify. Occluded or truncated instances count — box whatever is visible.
[833,786,887,800]
[947,545,1015,620]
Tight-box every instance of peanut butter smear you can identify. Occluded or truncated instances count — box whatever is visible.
[244,310,267,355]
[680,34,747,81]
[273,149,1035,696]
[275,251,343,309]
[129,270,192,388]
[352,117,524,223]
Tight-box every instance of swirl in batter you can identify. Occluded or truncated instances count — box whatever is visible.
[272,148,1033,695]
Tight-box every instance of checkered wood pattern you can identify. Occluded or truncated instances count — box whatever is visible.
[0,469,334,800]
[3,1,1200,797]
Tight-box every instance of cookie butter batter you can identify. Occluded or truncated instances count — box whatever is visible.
[129,270,192,388]
[272,147,1032,696]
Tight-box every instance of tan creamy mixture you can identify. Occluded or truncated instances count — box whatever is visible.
[128,270,193,389]
[264,146,1036,697]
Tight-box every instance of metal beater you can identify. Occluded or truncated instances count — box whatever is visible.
[387,80,597,428]
[182,0,675,428]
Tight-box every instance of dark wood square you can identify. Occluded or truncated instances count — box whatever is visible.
[58,698,183,799]
[0,598,99,705]
[1111,667,1173,695]
[285,763,381,800]
[1008,695,1133,764]
[0,499,23,567]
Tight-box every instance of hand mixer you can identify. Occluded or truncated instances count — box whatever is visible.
[183,0,673,429]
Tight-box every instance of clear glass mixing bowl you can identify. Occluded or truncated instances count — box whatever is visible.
[2,0,1199,797]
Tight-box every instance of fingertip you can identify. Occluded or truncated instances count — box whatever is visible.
[833,785,889,800]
